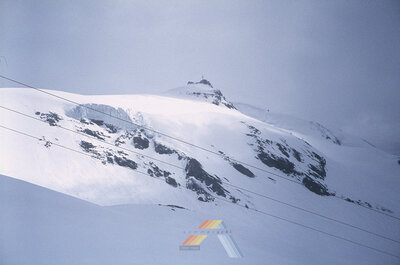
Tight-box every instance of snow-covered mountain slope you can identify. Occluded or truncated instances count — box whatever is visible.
[0,85,398,210]
[234,102,366,148]
[0,82,399,264]
[1,174,399,265]
[164,79,236,109]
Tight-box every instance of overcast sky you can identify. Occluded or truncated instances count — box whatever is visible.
[1,0,399,155]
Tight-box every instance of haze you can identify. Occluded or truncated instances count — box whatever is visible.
[0,0,399,154]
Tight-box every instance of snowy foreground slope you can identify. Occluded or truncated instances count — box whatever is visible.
[0,81,399,264]
[1,174,399,265]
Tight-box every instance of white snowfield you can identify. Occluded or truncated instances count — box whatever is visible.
[0,83,399,264]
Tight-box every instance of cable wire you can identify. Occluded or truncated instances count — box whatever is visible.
[0,124,179,188]
[1,105,400,244]
[0,124,399,260]
[214,195,400,260]
[1,74,399,222]
[0,74,301,185]
[0,125,400,259]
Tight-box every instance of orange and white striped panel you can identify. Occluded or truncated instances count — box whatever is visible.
[198,220,222,229]
[181,235,208,245]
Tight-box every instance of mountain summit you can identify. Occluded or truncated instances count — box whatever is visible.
[165,78,236,109]
[1,86,398,211]
[187,78,214,88]
[0,85,399,264]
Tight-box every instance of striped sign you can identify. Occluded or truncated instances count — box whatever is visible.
[182,235,208,245]
[180,220,243,258]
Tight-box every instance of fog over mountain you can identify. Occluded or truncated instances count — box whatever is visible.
[0,0,399,155]
[1,1,400,263]
[1,81,399,264]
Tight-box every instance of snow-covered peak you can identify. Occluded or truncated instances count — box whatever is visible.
[164,79,236,109]
[1,86,399,264]
[188,78,214,88]
[233,102,377,149]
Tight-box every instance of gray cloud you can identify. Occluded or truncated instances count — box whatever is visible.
[1,0,399,154]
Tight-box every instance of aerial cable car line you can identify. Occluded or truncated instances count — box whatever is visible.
[0,124,170,183]
[0,125,398,260]
[0,74,301,185]
[1,105,400,244]
[0,74,398,221]
[0,117,399,247]
[214,196,400,260]
[0,106,183,171]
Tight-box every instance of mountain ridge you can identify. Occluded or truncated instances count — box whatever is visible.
[0,86,398,214]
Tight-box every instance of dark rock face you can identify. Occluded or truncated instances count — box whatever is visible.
[147,162,170,178]
[114,130,149,148]
[186,79,236,109]
[42,140,51,148]
[80,141,95,151]
[77,123,181,189]
[218,150,255,178]
[147,168,162,178]
[35,111,62,126]
[246,121,327,180]
[211,89,236,109]
[104,123,118,133]
[230,196,240,203]
[243,121,332,196]
[165,176,178,187]
[133,136,149,149]
[158,204,186,210]
[185,158,228,198]
[105,152,114,164]
[232,163,255,178]
[257,152,297,175]
[276,143,290,158]
[147,162,177,187]
[90,119,104,126]
[198,79,213,87]
[79,136,139,171]
[186,178,213,202]
[113,156,137,170]
[308,152,326,180]
[292,148,302,162]
[79,140,103,160]
[82,128,106,140]
[114,131,133,146]
[154,142,174,155]
[187,79,214,88]
[164,204,186,210]
[89,119,118,133]
[302,176,331,196]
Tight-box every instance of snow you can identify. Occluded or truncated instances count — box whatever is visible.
[0,86,399,264]
[1,174,399,265]
[234,102,400,208]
